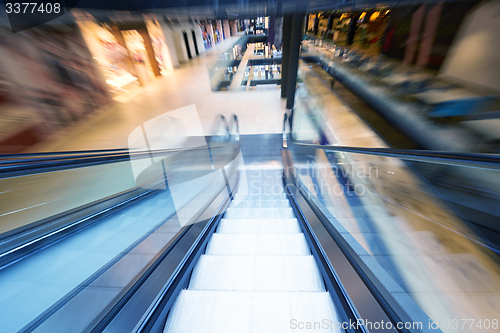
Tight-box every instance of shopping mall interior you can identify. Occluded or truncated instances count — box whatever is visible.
[0,0,500,332]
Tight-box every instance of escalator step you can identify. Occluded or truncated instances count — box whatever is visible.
[234,193,287,201]
[224,207,295,219]
[164,290,340,333]
[206,234,310,256]
[230,200,291,208]
[218,218,301,234]
[189,255,325,291]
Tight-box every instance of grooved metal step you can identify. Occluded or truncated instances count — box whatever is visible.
[224,207,295,219]
[234,193,287,201]
[164,290,341,333]
[189,255,325,291]
[206,234,310,256]
[230,200,291,208]
[217,219,301,234]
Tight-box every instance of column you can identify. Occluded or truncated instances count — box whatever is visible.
[217,20,223,40]
[268,14,276,46]
[205,22,215,47]
[223,20,231,39]
[159,20,179,69]
[274,16,283,48]
[313,14,319,35]
[403,5,425,65]
[109,25,138,79]
[326,16,334,40]
[138,28,162,76]
[416,3,444,68]
[280,14,292,98]
[346,12,360,45]
[285,12,304,110]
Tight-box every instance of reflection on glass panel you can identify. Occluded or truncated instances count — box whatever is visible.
[0,114,240,332]
[289,142,500,332]
[300,35,500,153]
[289,58,500,330]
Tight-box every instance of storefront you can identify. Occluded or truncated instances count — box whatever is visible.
[199,22,215,49]
[75,13,140,95]
[75,12,174,96]
[214,20,223,43]
[223,20,231,39]
[0,25,111,152]
[121,29,156,85]
[230,20,239,35]
[145,16,175,73]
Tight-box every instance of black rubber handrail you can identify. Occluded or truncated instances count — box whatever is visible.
[1,113,233,164]
[209,114,230,141]
[0,113,242,179]
[283,112,500,170]
[0,145,218,163]
[0,144,233,179]
[230,114,240,143]
[0,148,129,159]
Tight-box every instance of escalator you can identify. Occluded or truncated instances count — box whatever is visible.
[1,113,500,333]
[164,167,341,332]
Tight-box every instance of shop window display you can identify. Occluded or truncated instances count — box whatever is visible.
[75,14,139,95]
[0,26,111,153]
[146,17,173,73]
[199,24,213,49]
[122,30,156,85]
[214,21,223,43]
[96,27,138,92]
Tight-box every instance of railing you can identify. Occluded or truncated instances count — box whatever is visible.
[283,112,500,170]
[0,114,242,333]
[282,109,500,333]
[0,146,222,179]
[208,35,248,91]
[231,114,240,143]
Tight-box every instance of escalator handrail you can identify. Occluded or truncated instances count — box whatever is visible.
[0,114,238,179]
[283,112,289,149]
[283,113,500,170]
[2,113,234,165]
[209,114,230,141]
[0,145,228,179]
[0,148,129,159]
[231,114,240,143]
[0,146,214,164]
